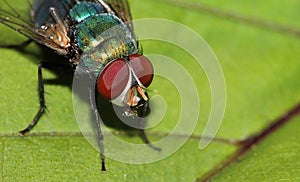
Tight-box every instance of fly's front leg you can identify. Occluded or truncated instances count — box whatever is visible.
[138,118,161,151]
[0,39,33,50]
[19,62,46,135]
[89,88,106,171]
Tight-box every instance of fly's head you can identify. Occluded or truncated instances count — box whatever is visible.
[125,82,151,118]
[96,54,153,118]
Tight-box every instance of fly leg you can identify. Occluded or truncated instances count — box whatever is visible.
[90,87,106,171]
[138,118,161,151]
[75,64,106,171]
[19,62,46,135]
[0,39,32,50]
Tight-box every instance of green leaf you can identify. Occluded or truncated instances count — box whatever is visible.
[1,0,300,181]
[213,115,300,181]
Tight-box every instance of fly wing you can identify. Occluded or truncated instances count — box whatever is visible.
[104,0,132,22]
[103,0,134,32]
[31,0,78,26]
[0,0,71,55]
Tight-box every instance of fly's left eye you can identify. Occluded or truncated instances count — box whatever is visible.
[97,59,129,100]
[129,54,154,87]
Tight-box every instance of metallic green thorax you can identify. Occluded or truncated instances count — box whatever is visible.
[70,2,138,76]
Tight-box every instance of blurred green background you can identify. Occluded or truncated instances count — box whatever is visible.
[1,0,300,181]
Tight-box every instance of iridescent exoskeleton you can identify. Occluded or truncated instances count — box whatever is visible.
[0,0,155,171]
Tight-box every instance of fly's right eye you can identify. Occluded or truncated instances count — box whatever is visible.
[97,59,130,100]
[129,54,154,88]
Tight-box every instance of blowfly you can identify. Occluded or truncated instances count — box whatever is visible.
[0,0,157,171]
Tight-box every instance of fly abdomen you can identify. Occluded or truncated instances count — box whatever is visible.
[70,1,106,23]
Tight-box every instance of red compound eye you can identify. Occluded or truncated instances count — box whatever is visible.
[129,54,154,87]
[97,59,129,100]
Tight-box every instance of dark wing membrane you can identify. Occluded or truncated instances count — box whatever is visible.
[31,0,78,26]
[0,1,70,55]
[103,0,134,32]
[104,0,132,22]
[0,7,45,42]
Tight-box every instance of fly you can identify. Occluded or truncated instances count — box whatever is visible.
[0,0,158,171]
